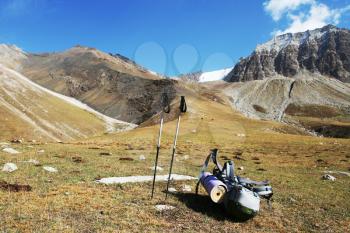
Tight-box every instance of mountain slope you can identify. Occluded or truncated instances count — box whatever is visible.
[20,46,177,124]
[225,25,350,83]
[223,74,350,120]
[219,25,350,136]
[0,44,27,70]
[0,64,135,141]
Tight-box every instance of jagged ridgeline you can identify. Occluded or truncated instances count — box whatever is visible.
[225,25,350,83]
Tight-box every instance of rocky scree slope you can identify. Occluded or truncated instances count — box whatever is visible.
[223,73,350,121]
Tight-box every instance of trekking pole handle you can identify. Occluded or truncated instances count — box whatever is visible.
[179,96,187,113]
[161,93,171,114]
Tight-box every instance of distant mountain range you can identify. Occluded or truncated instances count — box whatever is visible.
[0,24,349,140]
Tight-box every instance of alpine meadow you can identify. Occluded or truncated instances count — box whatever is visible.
[0,1,349,232]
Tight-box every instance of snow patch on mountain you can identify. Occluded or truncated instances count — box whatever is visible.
[177,68,233,82]
[198,68,232,82]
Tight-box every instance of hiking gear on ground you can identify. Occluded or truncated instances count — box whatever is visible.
[151,93,171,199]
[200,172,227,203]
[196,149,273,219]
[165,96,187,199]
[224,185,260,220]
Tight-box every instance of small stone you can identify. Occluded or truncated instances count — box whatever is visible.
[100,152,112,156]
[322,174,336,181]
[168,187,177,193]
[2,148,20,154]
[71,156,83,163]
[139,155,146,160]
[11,138,23,144]
[43,166,58,173]
[28,159,40,165]
[323,170,350,177]
[289,197,297,203]
[236,133,246,137]
[155,204,175,211]
[150,166,163,171]
[119,157,134,161]
[0,142,9,148]
[238,166,244,171]
[37,149,45,153]
[2,163,18,172]
[182,155,189,160]
[182,185,192,192]
[192,129,197,133]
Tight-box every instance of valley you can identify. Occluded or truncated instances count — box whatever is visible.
[0,24,349,233]
[0,94,349,232]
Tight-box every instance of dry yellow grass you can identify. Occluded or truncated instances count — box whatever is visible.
[0,95,349,232]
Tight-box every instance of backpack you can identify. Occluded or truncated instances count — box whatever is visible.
[196,149,273,220]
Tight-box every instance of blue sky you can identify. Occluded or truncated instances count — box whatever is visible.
[0,0,350,76]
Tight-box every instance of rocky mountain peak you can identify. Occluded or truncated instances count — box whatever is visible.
[225,25,350,83]
[255,25,338,53]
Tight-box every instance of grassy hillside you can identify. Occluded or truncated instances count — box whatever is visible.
[0,65,133,142]
[0,95,349,232]
[20,46,176,124]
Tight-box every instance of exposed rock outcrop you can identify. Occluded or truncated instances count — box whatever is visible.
[225,25,350,83]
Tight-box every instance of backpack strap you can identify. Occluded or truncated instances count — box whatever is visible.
[196,149,221,195]
[198,149,221,176]
[222,161,235,182]
[237,176,270,186]
[253,185,273,199]
[237,176,273,198]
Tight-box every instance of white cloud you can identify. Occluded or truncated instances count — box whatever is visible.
[281,3,339,34]
[264,0,350,35]
[264,0,315,21]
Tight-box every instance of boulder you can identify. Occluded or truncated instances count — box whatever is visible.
[2,148,20,154]
[43,166,58,173]
[2,163,18,172]
[322,174,336,181]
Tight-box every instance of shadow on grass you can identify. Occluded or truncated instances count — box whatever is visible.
[168,192,249,223]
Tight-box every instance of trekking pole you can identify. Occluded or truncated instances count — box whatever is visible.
[151,93,170,199]
[165,96,187,199]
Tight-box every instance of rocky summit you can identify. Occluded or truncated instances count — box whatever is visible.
[225,25,350,83]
